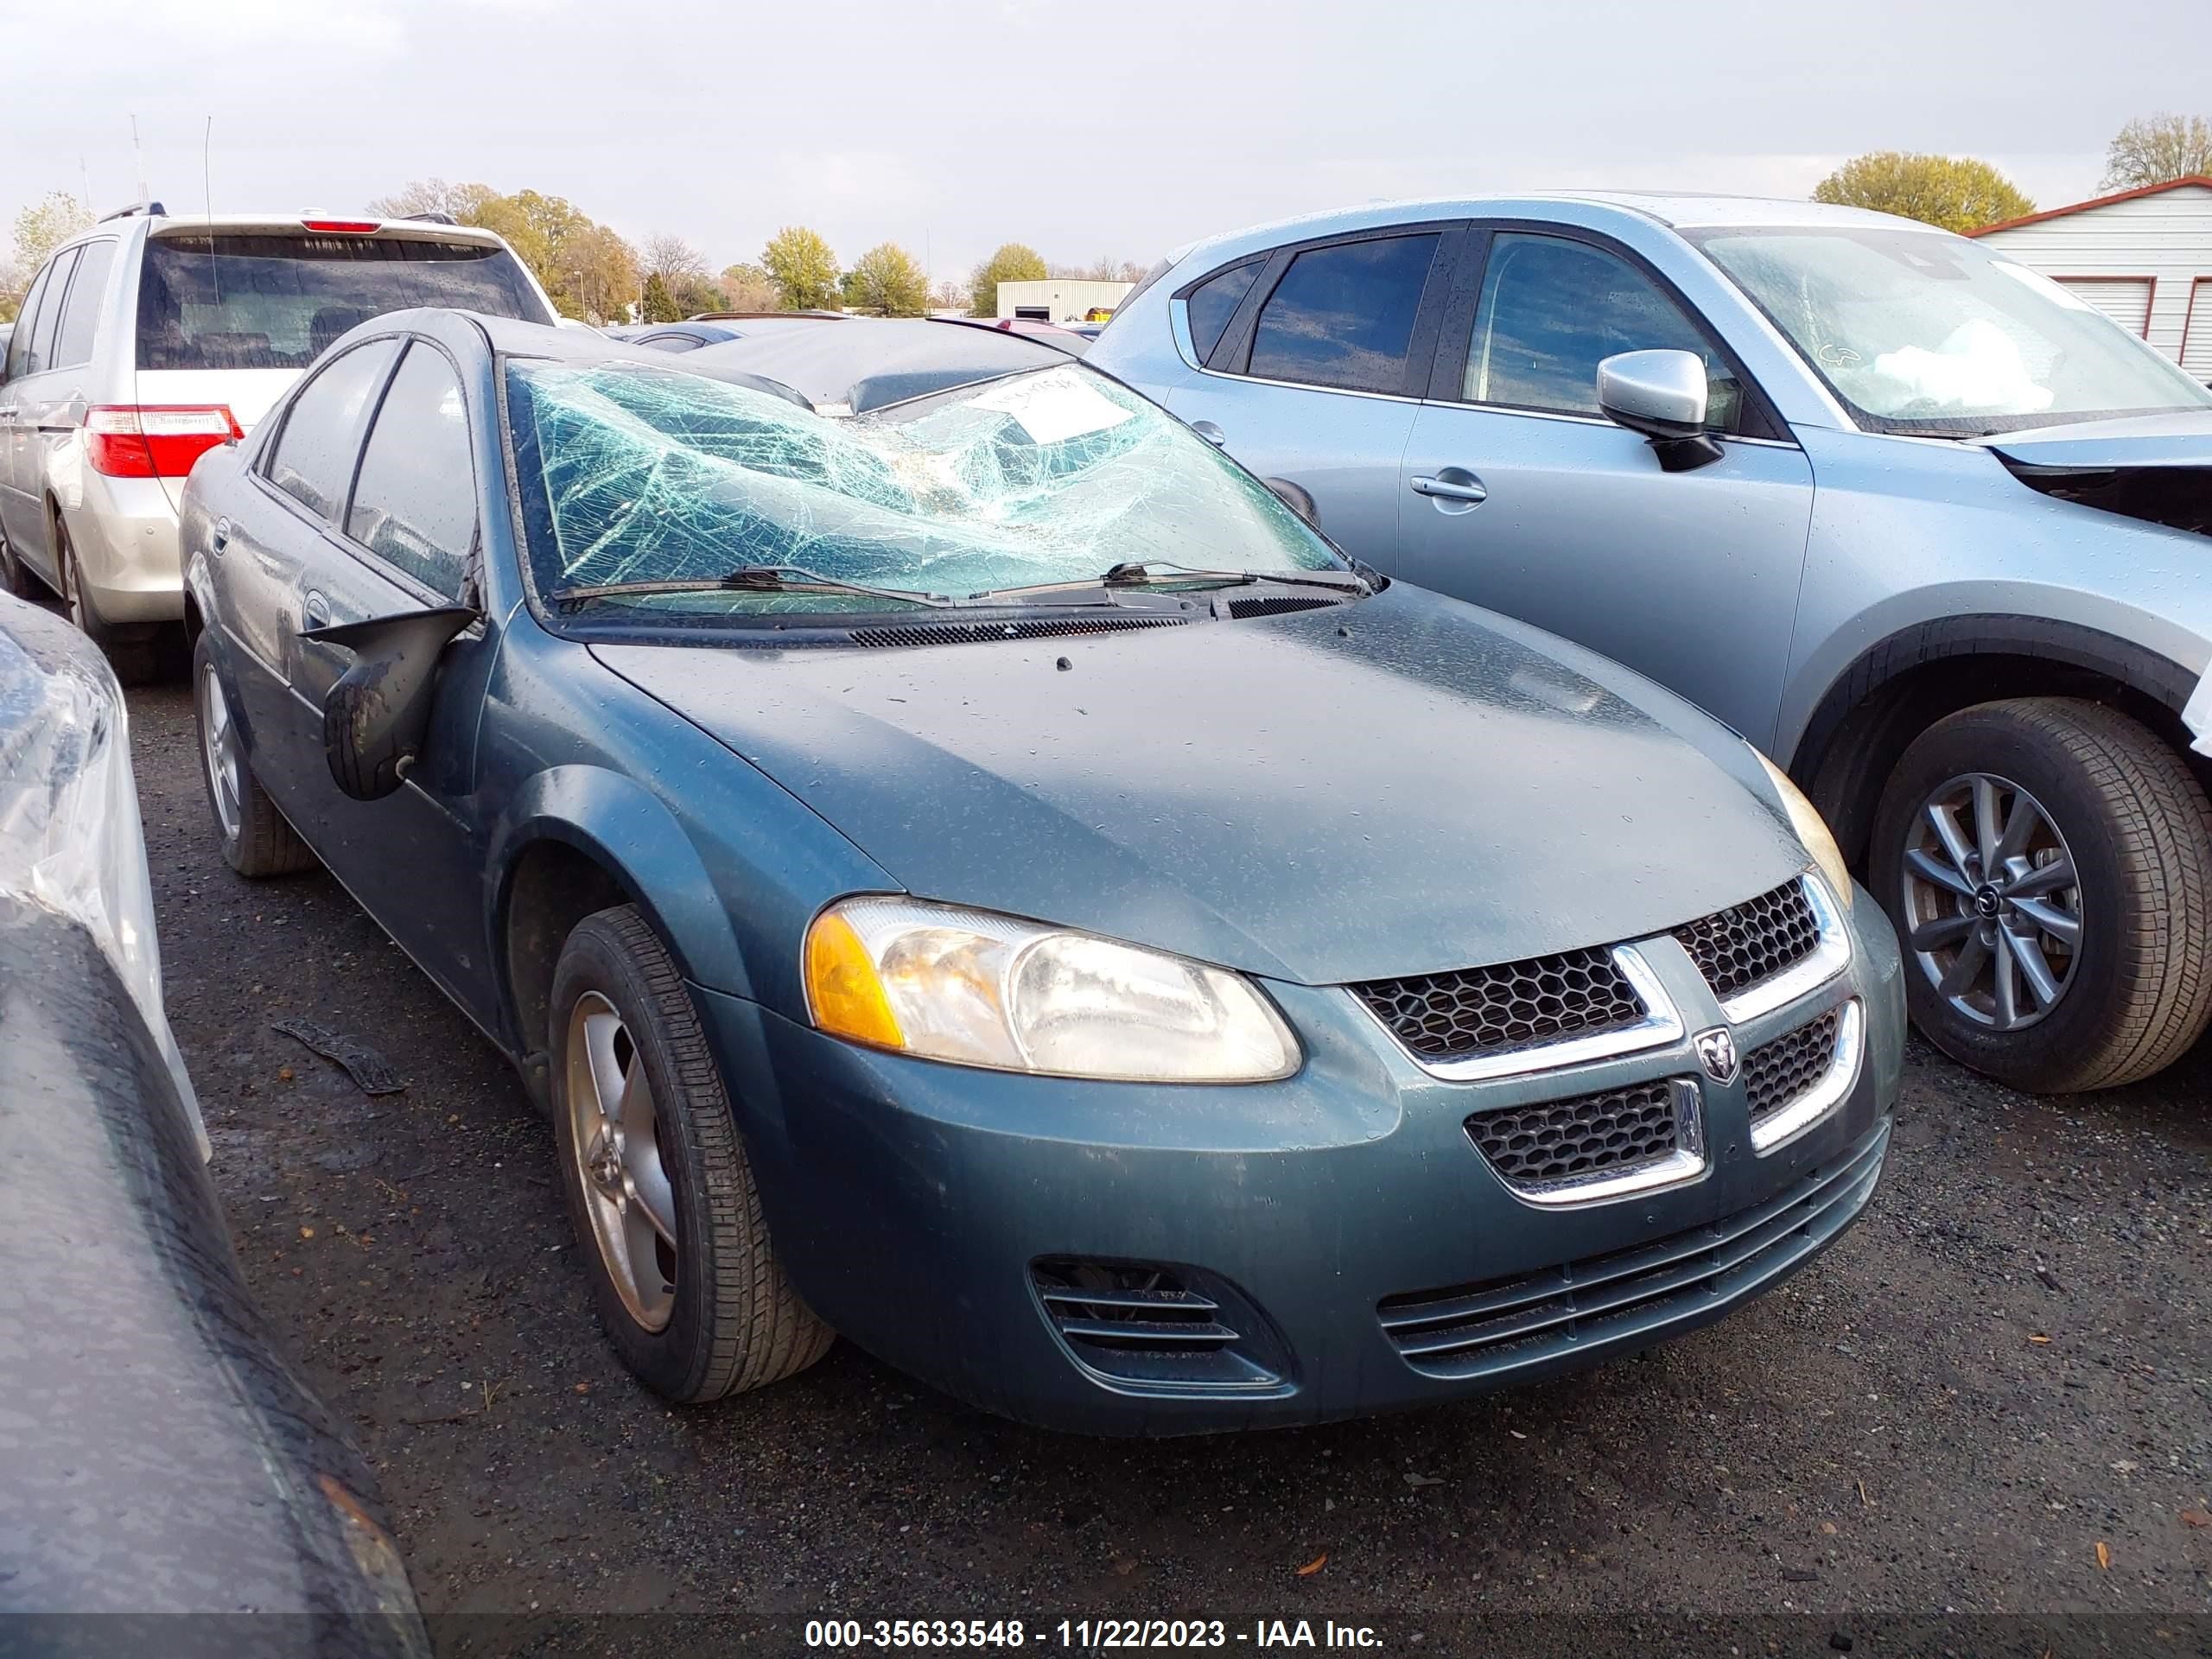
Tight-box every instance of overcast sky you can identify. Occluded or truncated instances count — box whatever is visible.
[7,0,2207,283]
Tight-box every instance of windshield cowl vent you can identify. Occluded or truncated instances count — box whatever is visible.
[846,614,1189,650]
[1225,594,1343,620]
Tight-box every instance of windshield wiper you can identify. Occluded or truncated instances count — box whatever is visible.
[551,564,953,609]
[976,560,1372,601]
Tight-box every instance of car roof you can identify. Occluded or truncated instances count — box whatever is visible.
[680,319,1077,414]
[1168,190,1938,268]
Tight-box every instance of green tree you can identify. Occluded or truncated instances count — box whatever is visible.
[639,270,683,323]
[845,242,931,317]
[762,226,841,310]
[968,241,1046,317]
[14,190,92,271]
[720,262,780,310]
[2101,112,2212,190]
[1811,153,2034,233]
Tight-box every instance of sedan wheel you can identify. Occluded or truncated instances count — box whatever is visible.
[190,631,315,878]
[199,659,246,845]
[549,905,831,1402]
[1872,696,2212,1092]
[566,991,679,1332]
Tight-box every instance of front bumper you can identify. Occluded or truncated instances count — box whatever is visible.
[698,885,1904,1434]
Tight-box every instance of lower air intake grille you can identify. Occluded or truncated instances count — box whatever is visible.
[1352,945,1645,1063]
[1744,1008,1841,1128]
[1465,1079,1681,1188]
[1376,1128,1887,1379]
[1671,879,1821,1002]
[1031,1258,1287,1390]
[847,615,1186,649]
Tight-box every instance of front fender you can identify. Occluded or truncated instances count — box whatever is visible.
[486,764,757,1001]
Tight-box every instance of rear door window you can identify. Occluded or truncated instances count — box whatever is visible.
[29,249,79,375]
[4,261,55,380]
[345,343,476,600]
[1462,232,1741,431]
[1185,261,1262,364]
[265,339,403,520]
[137,233,550,372]
[1244,234,1441,395]
[52,240,116,370]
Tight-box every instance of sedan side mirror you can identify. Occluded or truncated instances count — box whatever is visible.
[1597,349,1725,473]
[302,606,477,801]
[1263,477,1320,529]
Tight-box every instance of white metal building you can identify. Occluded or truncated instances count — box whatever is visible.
[994,278,1134,323]
[1967,175,2212,378]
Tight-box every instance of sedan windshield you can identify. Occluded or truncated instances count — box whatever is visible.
[1688,226,2212,436]
[504,357,1343,615]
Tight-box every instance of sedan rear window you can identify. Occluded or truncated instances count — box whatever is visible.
[137,234,550,372]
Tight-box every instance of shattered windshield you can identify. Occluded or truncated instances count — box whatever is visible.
[1688,226,2212,436]
[504,357,1342,615]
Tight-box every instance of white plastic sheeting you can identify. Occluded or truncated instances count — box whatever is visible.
[0,596,206,1154]
[506,360,1332,607]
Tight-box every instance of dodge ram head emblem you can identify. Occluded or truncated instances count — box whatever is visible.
[1694,1027,1739,1084]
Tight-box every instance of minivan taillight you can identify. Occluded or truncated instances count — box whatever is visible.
[85,405,243,478]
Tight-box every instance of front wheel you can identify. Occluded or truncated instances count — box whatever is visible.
[1871,696,2212,1092]
[550,906,832,1402]
[193,632,315,878]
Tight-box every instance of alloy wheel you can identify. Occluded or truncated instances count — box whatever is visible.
[565,991,679,1331]
[197,662,245,843]
[1899,771,2082,1031]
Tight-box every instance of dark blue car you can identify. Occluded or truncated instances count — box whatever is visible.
[180,310,1903,1433]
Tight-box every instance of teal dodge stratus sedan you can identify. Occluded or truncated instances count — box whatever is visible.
[176,312,1903,1433]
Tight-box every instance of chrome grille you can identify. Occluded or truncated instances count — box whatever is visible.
[1352,945,1644,1062]
[1465,1079,1681,1188]
[1744,1008,1842,1128]
[1672,880,1821,1002]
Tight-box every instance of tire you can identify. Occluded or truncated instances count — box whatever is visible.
[55,518,157,686]
[1871,696,2212,1092]
[550,905,832,1402]
[192,632,315,878]
[0,519,39,601]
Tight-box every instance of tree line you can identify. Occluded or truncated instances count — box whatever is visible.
[3,111,2207,325]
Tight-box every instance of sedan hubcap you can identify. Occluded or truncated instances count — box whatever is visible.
[1900,772,2082,1032]
[565,992,678,1331]
[197,663,245,842]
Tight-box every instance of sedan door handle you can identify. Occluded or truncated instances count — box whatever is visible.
[210,518,231,553]
[1411,473,1488,504]
[302,593,332,632]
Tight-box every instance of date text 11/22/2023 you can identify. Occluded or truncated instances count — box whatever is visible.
[803,1618,1389,1649]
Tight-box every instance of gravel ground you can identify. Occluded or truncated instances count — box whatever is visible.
[124,679,2212,1656]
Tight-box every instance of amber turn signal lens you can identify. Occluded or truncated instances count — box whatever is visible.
[804,911,906,1050]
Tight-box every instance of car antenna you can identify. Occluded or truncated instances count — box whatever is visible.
[203,115,219,305]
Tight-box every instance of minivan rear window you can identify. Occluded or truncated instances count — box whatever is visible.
[137,233,550,372]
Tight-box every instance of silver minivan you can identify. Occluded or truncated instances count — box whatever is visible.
[0,205,554,677]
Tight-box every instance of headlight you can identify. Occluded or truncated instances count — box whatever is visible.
[1756,752,1854,912]
[804,897,1300,1083]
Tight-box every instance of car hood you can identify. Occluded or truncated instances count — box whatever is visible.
[1975,410,2212,470]
[592,588,1808,985]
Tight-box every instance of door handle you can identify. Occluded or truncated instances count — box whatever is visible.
[210,518,231,554]
[1190,419,1228,447]
[302,592,332,632]
[1412,473,1488,504]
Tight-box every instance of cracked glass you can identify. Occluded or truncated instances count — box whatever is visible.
[504,357,1342,615]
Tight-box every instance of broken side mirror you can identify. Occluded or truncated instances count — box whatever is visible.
[1263,477,1320,529]
[302,606,477,801]
[1597,349,1725,473]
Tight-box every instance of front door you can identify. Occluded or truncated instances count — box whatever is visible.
[277,338,499,1022]
[1395,229,1814,750]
